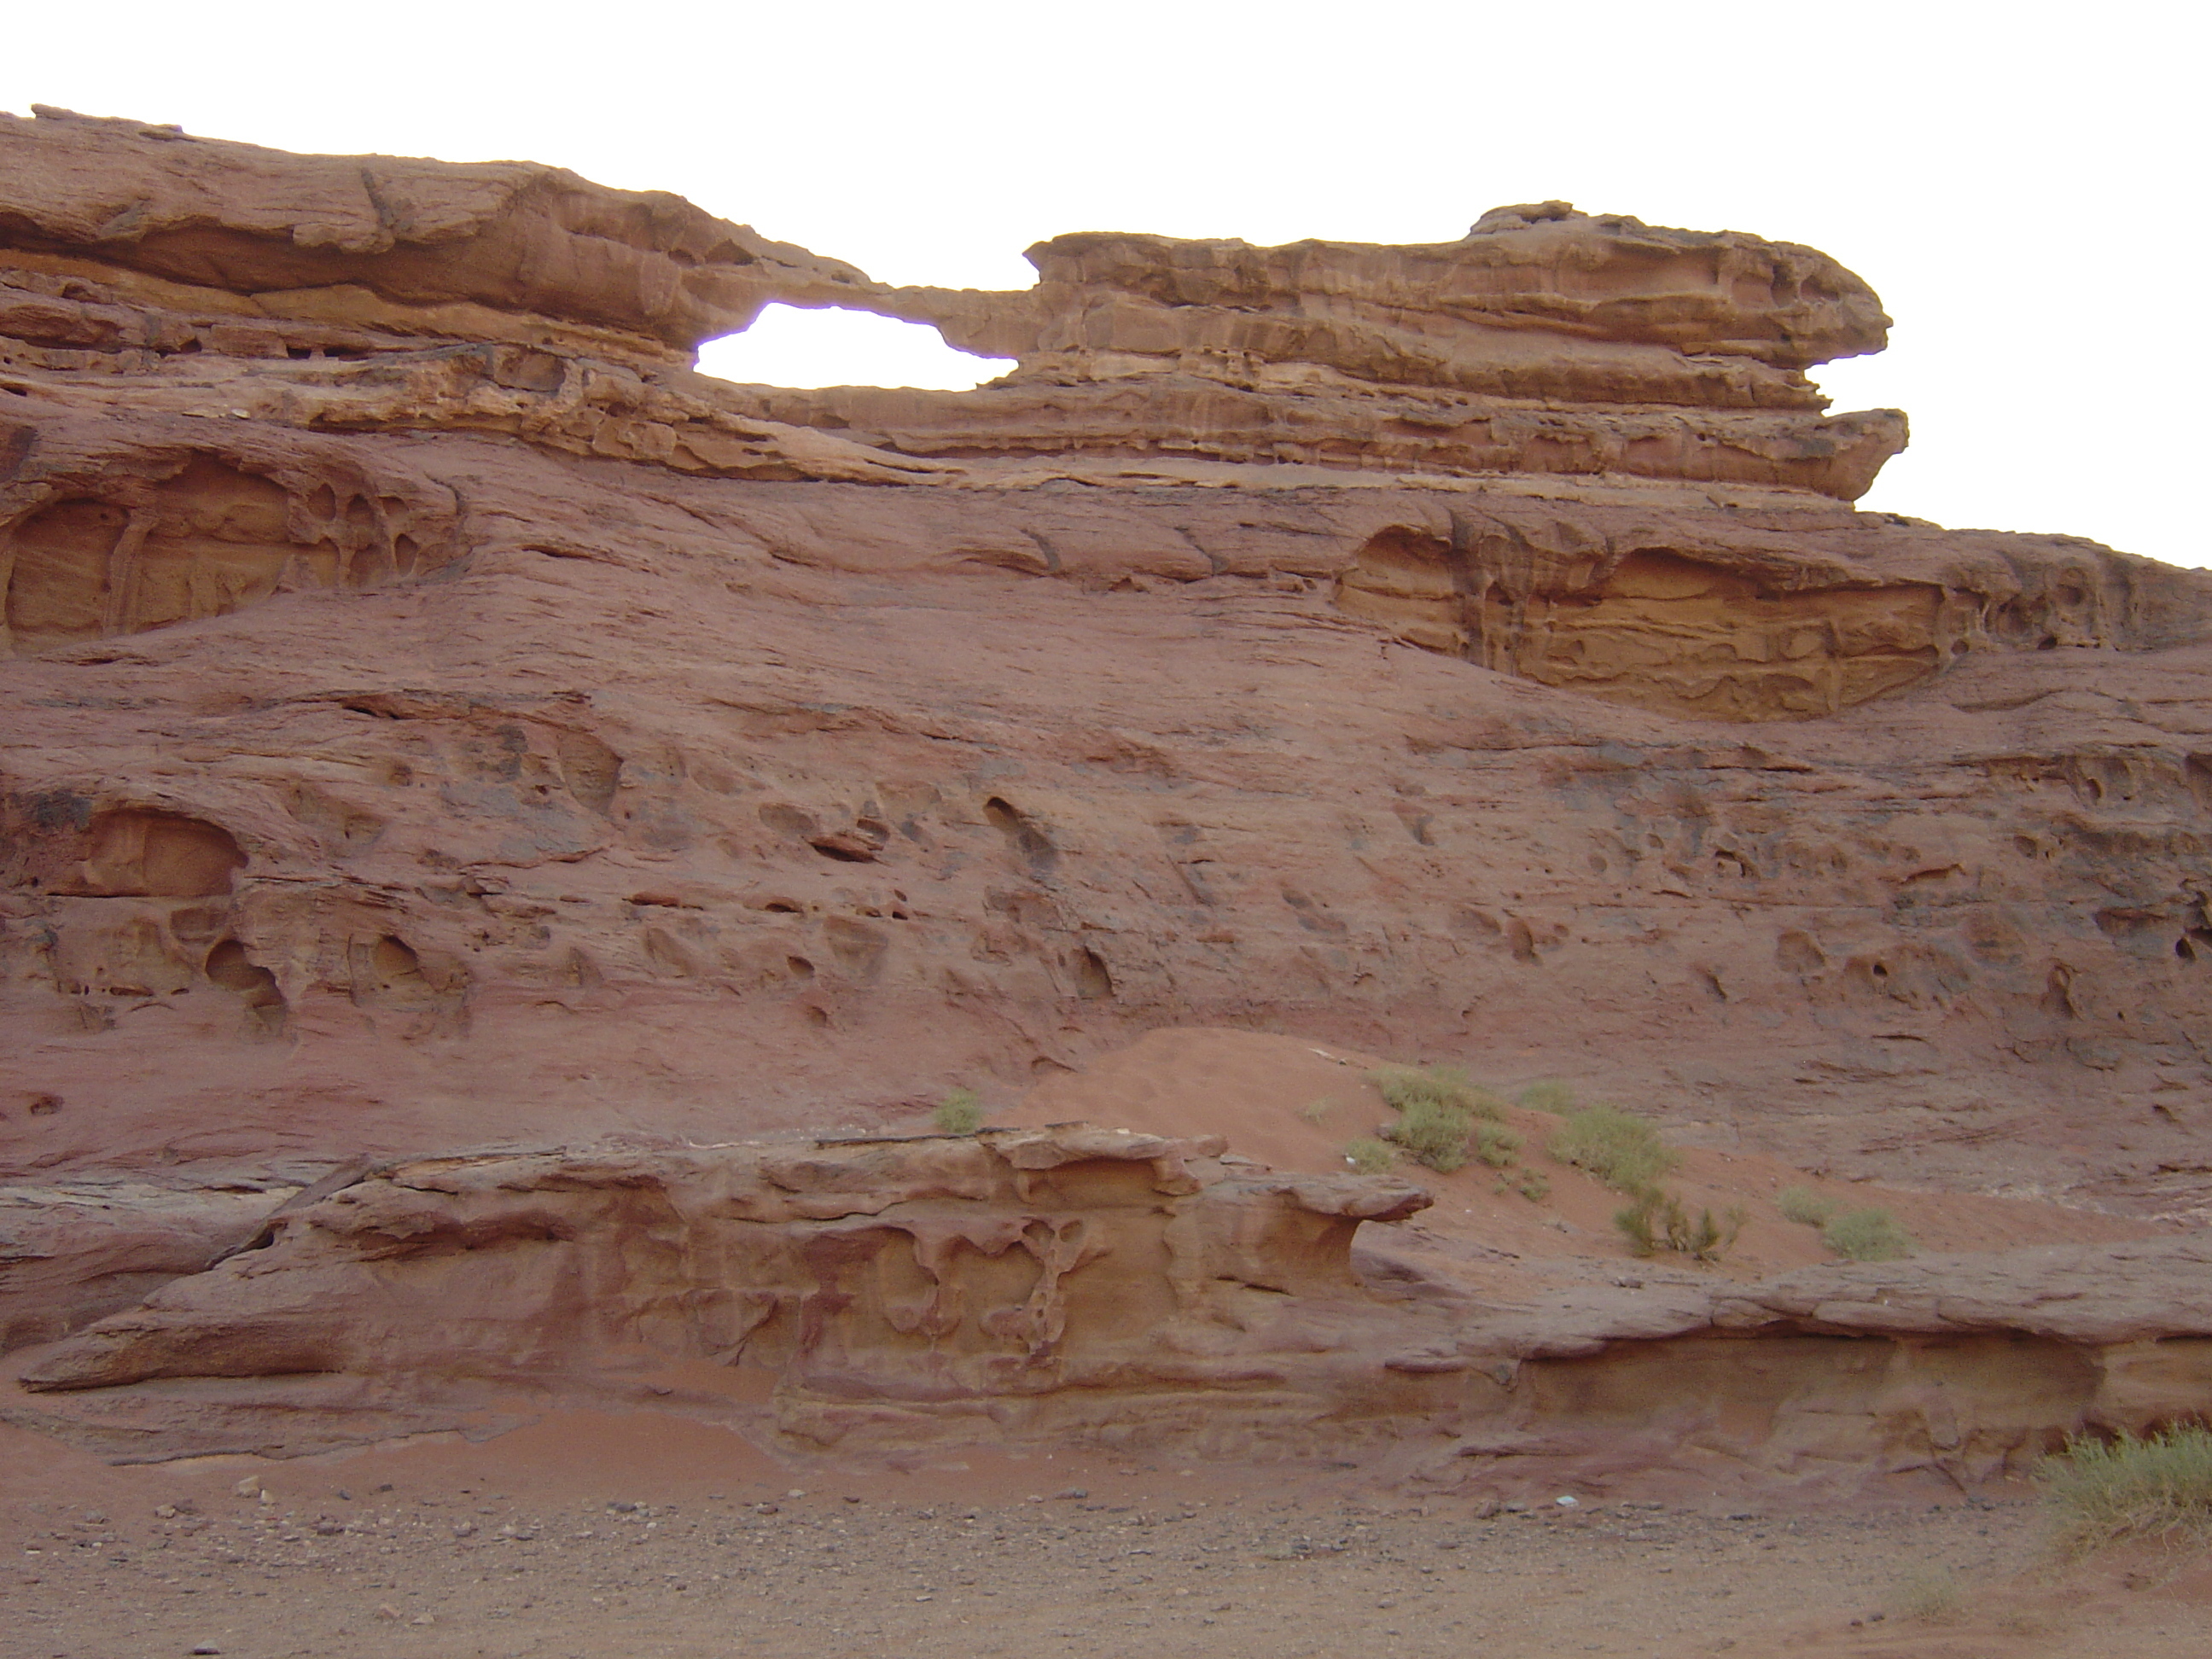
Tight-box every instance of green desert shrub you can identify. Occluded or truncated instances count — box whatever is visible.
[1517,1080,1578,1114]
[1371,1064,1505,1121]
[1823,1208,1915,1261]
[1614,1190,1748,1263]
[1778,1185,1838,1226]
[1471,1121,1523,1169]
[1384,1097,1471,1172]
[931,1087,985,1136]
[1343,1137,1398,1175]
[1548,1104,1679,1195]
[2040,1425,2212,1550]
[1369,1064,1505,1173]
[1509,1167,1550,1202]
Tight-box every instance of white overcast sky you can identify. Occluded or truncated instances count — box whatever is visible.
[6,2,2203,566]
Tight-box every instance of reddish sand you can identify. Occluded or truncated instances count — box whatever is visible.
[1004,1027,2162,1280]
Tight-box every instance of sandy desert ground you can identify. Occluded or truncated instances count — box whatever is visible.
[6,1411,2209,1659]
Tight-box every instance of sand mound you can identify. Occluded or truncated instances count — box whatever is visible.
[1004,1027,2158,1279]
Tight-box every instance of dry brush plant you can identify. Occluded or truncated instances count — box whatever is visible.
[1822,1207,1915,1261]
[1369,1064,1507,1173]
[1777,1185,1915,1260]
[1889,1563,1964,1622]
[1518,1080,1578,1114]
[1500,1167,1550,1202]
[1615,1189,1748,1263]
[1545,1098,1743,1262]
[1777,1185,1837,1226]
[1358,1063,1554,1200]
[1342,1136,1398,1175]
[1471,1120,1522,1168]
[1546,1102,1679,1194]
[931,1087,985,1136]
[2039,1425,2212,1552]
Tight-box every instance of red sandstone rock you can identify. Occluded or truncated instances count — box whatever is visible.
[0,107,866,354]
[1,111,2210,1483]
[797,204,1905,497]
[3,108,2208,1215]
[9,1127,2204,1494]
[0,1177,288,1351]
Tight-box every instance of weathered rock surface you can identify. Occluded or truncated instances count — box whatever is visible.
[8,1130,2205,1494]
[2,108,2209,1284]
[0,1175,293,1350]
[773,201,1906,498]
[8,1126,1435,1457]
[0,106,866,357]
[6,456,2208,1205]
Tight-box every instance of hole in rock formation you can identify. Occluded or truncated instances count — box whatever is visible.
[1,454,454,653]
[551,728,622,814]
[350,934,438,1008]
[808,825,886,863]
[758,803,818,841]
[694,306,1015,391]
[204,939,285,1033]
[983,797,1057,877]
[15,808,247,898]
[1072,946,1114,1001]
[1986,569,2108,652]
[3,459,297,649]
[1776,930,1828,975]
[1336,533,1950,721]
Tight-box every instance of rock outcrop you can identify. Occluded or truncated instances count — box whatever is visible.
[3,105,2209,1278]
[752,202,1905,499]
[0,1175,293,1352]
[0,106,866,358]
[9,1130,2206,1495]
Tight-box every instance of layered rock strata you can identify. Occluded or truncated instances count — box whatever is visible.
[2,106,2209,1231]
[9,1130,2207,1494]
[767,204,1905,498]
[0,1175,294,1351]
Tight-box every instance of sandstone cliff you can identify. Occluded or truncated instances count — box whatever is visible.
[2,108,2208,1266]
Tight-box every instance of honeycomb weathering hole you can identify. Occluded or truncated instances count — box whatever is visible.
[1336,533,1948,722]
[0,457,304,653]
[205,939,285,1032]
[695,306,1016,392]
[66,810,245,898]
[1,454,456,655]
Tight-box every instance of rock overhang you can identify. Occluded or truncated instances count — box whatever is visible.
[2,106,1901,501]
